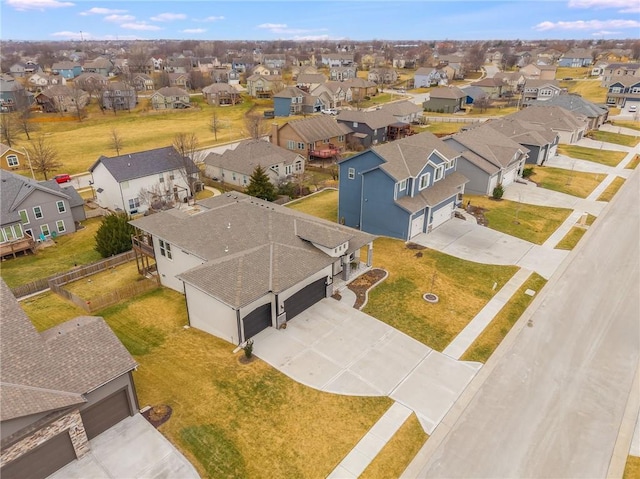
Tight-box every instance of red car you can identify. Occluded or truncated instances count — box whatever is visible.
[54,174,71,184]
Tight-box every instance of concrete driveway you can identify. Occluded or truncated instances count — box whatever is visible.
[252,298,480,433]
[48,414,199,479]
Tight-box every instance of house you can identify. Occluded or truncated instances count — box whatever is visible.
[598,50,632,64]
[322,53,355,67]
[329,66,358,82]
[605,77,640,110]
[132,73,154,91]
[460,85,488,105]
[414,67,448,87]
[271,116,352,162]
[35,85,89,113]
[336,109,399,147]
[471,77,508,99]
[0,144,26,172]
[1,169,86,258]
[129,193,375,344]
[202,83,241,106]
[443,124,528,196]
[378,100,423,124]
[0,74,28,111]
[529,94,608,130]
[338,131,468,240]
[51,61,82,79]
[73,72,109,89]
[203,139,305,187]
[367,68,398,85]
[28,72,62,89]
[521,79,563,104]
[342,78,377,102]
[506,105,588,144]
[295,73,327,92]
[479,117,559,166]
[246,74,283,98]
[82,57,114,76]
[273,86,319,117]
[0,279,138,479]
[494,72,526,92]
[558,48,594,67]
[102,82,137,111]
[168,72,190,89]
[311,81,352,108]
[519,64,557,80]
[601,63,640,87]
[88,146,198,214]
[262,53,287,69]
[423,86,466,113]
[150,87,190,110]
[251,64,279,77]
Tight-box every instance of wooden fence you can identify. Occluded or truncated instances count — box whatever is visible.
[10,278,52,299]
[422,116,484,124]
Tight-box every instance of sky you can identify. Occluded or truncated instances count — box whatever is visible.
[1,0,639,42]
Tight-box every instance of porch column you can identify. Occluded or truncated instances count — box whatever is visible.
[366,241,373,267]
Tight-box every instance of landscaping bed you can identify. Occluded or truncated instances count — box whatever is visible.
[347,268,387,309]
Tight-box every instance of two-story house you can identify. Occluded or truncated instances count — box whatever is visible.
[329,66,358,82]
[413,67,448,87]
[423,86,466,113]
[82,57,114,76]
[89,146,198,214]
[600,63,640,87]
[35,85,89,113]
[51,61,82,79]
[102,81,137,111]
[342,78,377,102]
[132,73,154,91]
[0,144,26,172]
[295,73,327,93]
[338,131,468,240]
[273,86,309,117]
[311,81,352,108]
[203,139,305,187]
[336,109,398,148]
[558,48,594,67]
[246,74,283,98]
[271,116,352,162]
[521,79,563,105]
[202,83,241,106]
[605,76,640,111]
[150,87,190,110]
[367,68,398,85]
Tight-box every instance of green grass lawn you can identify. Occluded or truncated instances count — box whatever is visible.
[626,155,640,169]
[286,189,338,222]
[557,144,627,167]
[360,414,428,479]
[597,176,626,202]
[0,217,103,288]
[529,166,602,198]
[461,272,547,362]
[22,288,392,479]
[465,195,573,245]
[587,130,640,147]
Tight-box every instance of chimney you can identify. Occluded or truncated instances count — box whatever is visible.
[271,123,279,145]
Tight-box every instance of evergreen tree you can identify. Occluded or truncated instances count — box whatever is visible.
[95,212,135,258]
[245,165,276,202]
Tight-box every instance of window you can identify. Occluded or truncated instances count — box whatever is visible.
[56,220,66,233]
[434,165,444,181]
[128,197,140,211]
[610,86,622,93]
[33,206,43,219]
[419,173,430,190]
[159,239,172,260]
[40,224,50,237]
[348,167,355,180]
[159,174,165,183]
[399,179,407,191]
[19,209,29,224]
[338,135,345,142]
[287,140,295,150]
[297,142,305,150]
[446,159,455,170]
[243,175,247,184]
[232,172,237,181]
[295,161,302,172]
[169,174,175,180]
[56,200,66,213]
[353,122,359,128]
[6,155,18,167]
[631,87,640,94]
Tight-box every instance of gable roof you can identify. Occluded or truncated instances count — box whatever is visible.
[88,146,196,183]
[506,105,588,132]
[281,115,352,143]
[273,86,309,99]
[480,117,558,147]
[131,193,374,308]
[379,100,423,117]
[429,86,466,100]
[153,86,189,97]
[524,79,561,89]
[0,280,136,421]
[296,73,327,84]
[529,94,607,119]
[203,139,303,176]
[336,109,398,129]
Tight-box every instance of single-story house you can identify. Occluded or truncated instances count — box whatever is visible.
[528,94,608,130]
[506,105,589,144]
[558,48,594,68]
[338,131,469,240]
[129,193,375,344]
[378,100,423,124]
[51,61,82,79]
[471,77,509,100]
[521,80,563,104]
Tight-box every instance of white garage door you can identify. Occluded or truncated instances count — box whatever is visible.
[410,214,425,238]
[502,168,518,187]
[431,203,454,229]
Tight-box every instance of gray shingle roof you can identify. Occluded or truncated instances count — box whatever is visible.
[395,171,468,213]
[203,139,303,176]
[529,94,607,119]
[273,86,309,99]
[429,86,466,100]
[378,100,423,118]
[284,115,353,143]
[481,117,558,147]
[507,105,588,132]
[0,280,136,421]
[153,86,189,97]
[131,193,374,308]
[88,146,196,183]
[336,109,398,129]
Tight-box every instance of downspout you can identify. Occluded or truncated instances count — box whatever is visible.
[182,281,191,326]
[359,171,365,230]
[236,309,242,345]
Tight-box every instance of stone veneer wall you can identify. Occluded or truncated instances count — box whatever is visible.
[0,409,89,466]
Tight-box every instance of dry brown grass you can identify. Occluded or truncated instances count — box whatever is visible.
[530,166,602,198]
[597,176,626,202]
[624,455,640,479]
[63,260,142,298]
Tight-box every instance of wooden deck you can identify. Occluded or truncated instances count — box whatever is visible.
[0,237,36,259]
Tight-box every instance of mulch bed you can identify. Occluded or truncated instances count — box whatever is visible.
[347,268,387,309]
[141,405,172,428]
[466,205,489,226]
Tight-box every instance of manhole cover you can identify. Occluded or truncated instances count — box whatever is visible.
[423,293,439,303]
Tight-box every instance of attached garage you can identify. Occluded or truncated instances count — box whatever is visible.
[1,431,76,479]
[242,303,272,341]
[283,277,327,321]
[81,389,132,440]
[431,202,454,230]
[410,213,425,238]
[501,167,518,187]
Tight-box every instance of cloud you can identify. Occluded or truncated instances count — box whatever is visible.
[104,14,135,22]
[182,28,206,33]
[121,22,162,31]
[568,0,640,13]
[6,0,73,11]
[591,30,621,35]
[257,23,328,35]
[51,30,87,39]
[257,23,288,30]
[534,19,640,31]
[150,13,187,22]
[80,7,126,16]
[203,16,224,21]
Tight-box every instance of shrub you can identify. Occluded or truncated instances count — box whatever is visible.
[522,167,534,178]
[94,212,135,258]
[242,339,254,359]
[492,183,504,200]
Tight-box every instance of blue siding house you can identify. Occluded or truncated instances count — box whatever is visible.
[338,132,468,240]
[51,61,82,79]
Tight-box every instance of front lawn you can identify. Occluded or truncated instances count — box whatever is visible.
[587,130,640,147]
[461,272,547,363]
[610,120,640,132]
[529,166,602,198]
[624,456,640,479]
[464,195,573,245]
[557,144,627,167]
[597,176,626,202]
[22,288,392,479]
[0,217,103,288]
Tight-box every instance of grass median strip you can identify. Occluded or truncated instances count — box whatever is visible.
[557,144,627,167]
[597,176,626,202]
[529,166,601,198]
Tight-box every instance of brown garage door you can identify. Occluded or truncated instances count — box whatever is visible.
[283,277,327,321]
[1,431,76,479]
[81,388,131,439]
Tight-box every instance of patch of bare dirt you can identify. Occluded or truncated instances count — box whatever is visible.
[347,268,386,309]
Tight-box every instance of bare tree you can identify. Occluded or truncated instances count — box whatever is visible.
[210,109,221,141]
[0,113,19,147]
[26,135,62,180]
[172,132,202,196]
[14,93,38,140]
[244,113,268,139]
[70,87,88,122]
[138,182,174,211]
[128,46,151,74]
[110,128,124,155]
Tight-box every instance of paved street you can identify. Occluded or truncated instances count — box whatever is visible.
[403,168,639,478]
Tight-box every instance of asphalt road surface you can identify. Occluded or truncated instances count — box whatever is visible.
[403,167,639,478]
